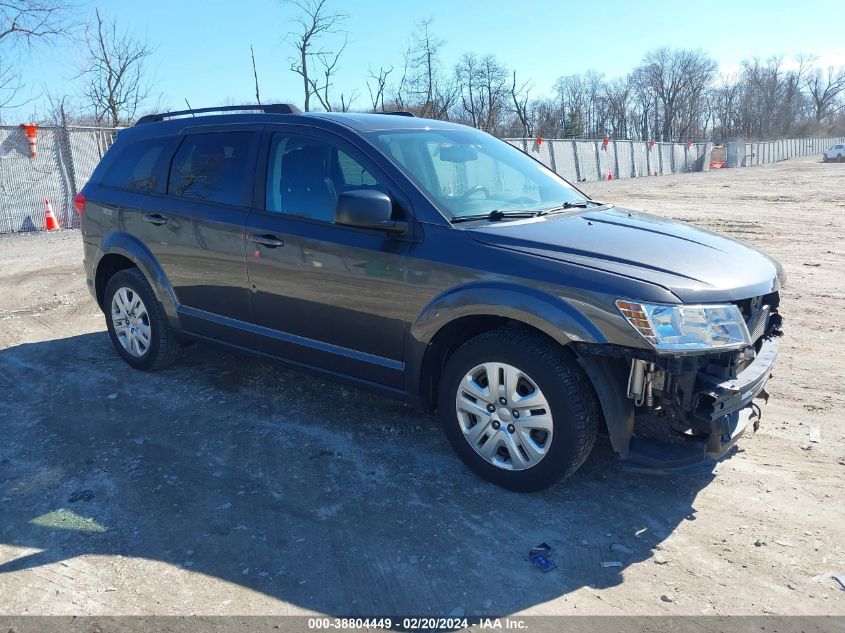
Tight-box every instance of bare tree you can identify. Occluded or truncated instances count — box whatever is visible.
[366,65,392,111]
[456,53,508,132]
[634,48,716,141]
[0,57,22,109]
[0,1,75,116]
[554,71,606,137]
[44,89,75,124]
[402,18,456,119]
[0,0,72,44]
[806,65,845,122]
[336,89,357,112]
[285,0,346,112]
[510,70,532,137]
[81,8,154,125]
[307,32,348,111]
[604,76,633,138]
[250,44,261,105]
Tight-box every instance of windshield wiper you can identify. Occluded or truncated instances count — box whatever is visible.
[450,209,539,224]
[450,200,605,224]
[536,199,603,215]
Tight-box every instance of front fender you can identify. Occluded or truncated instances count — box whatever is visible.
[406,281,607,398]
[94,232,179,325]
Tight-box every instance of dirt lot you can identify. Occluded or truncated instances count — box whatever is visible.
[0,156,843,616]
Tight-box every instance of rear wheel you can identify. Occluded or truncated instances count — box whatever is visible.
[839,154,844,163]
[104,268,180,371]
[438,327,599,492]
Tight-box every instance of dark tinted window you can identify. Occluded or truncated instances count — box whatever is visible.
[266,133,387,222]
[168,132,254,206]
[101,137,169,192]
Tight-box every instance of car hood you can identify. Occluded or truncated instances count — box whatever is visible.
[465,206,784,303]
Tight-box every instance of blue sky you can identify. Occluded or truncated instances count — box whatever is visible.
[7,0,845,121]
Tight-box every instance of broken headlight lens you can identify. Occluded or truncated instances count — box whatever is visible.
[616,300,751,352]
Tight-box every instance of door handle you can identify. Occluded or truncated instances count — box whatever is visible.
[250,233,285,248]
[143,213,168,226]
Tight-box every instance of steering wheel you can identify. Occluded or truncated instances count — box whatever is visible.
[460,185,490,201]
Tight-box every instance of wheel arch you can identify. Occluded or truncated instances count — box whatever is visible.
[93,232,178,324]
[409,282,607,409]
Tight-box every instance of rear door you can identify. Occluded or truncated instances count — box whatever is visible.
[138,124,261,336]
[86,134,176,244]
[243,126,411,388]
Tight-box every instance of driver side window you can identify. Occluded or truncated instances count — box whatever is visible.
[265,133,388,223]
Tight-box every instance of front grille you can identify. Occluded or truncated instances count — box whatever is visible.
[734,292,779,345]
[747,305,771,343]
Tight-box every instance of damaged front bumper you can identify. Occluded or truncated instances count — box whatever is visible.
[624,336,778,473]
[697,336,778,445]
[576,319,781,474]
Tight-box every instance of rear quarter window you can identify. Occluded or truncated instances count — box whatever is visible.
[100,137,172,192]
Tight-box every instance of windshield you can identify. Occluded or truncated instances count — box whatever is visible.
[367,128,586,219]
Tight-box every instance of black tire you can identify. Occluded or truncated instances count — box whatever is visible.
[104,267,180,371]
[822,155,828,163]
[437,327,599,492]
[839,154,844,163]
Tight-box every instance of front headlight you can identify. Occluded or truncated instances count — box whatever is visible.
[616,300,751,352]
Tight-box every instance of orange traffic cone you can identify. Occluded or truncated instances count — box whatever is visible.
[21,123,37,158]
[607,170,613,181]
[44,198,59,231]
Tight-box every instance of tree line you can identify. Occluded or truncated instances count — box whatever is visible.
[279,1,845,141]
[3,0,844,142]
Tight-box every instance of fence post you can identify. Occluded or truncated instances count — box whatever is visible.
[593,141,601,181]
[611,141,620,179]
[547,139,557,174]
[572,140,581,182]
[60,125,79,197]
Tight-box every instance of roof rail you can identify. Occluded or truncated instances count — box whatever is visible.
[135,103,301,125]
[374,111,415,117]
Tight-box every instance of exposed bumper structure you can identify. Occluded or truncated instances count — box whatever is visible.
[624,342,777,473]
[577,329,780,474]
[696,337,777,423]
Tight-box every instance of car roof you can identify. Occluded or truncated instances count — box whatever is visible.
[301,111,469,132]
[124,109,470,142]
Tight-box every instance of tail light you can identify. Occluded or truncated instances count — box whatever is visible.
[74,192,87,215]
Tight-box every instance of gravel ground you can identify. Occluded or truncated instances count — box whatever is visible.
[0,155,843,616]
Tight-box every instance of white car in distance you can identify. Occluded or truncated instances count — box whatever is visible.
[823,144,845,162]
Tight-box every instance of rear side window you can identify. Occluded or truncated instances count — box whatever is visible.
[168,132,254,206]
[100,137,170,192]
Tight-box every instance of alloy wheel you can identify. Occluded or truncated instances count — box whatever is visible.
[110,287,152,357]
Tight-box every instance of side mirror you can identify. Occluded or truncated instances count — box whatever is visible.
[334,190,407,235]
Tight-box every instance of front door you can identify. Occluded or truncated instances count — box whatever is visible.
[244,128,410,388]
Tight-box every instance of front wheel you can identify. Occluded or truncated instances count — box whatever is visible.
[104,268,180,371]
[438,327,599,492]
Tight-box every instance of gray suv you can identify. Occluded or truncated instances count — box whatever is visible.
[78,104,784,491]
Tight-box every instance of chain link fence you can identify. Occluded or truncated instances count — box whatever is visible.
[1,124,844,234]
[0,125,120,234]
[505,136,845,182]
